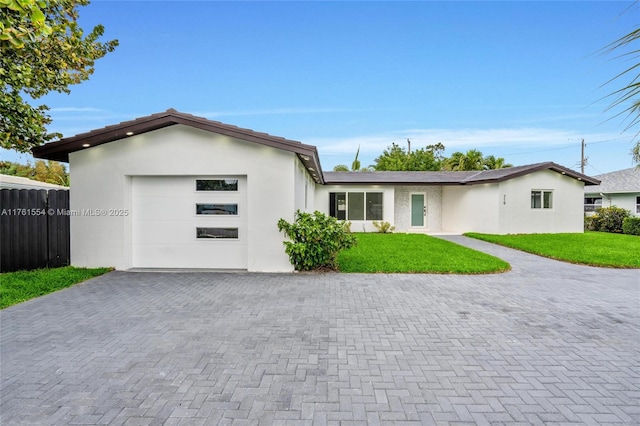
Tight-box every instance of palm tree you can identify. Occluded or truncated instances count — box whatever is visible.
[445,149,485,171]
[483,155,512,170]
[602,5,639,163]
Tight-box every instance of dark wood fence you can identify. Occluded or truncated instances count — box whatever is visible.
[0,189,70,272]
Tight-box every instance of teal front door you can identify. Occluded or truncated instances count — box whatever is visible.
[411,194,425,227]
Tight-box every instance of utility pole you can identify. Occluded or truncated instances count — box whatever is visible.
[580,138,586,174]
[407,138,411,154]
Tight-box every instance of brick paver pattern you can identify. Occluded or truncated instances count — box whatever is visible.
[1,236,638,425]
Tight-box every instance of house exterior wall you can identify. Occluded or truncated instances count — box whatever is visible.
[441,170,585,234]
[497,169,585,234]
[314,185,394,232]
[393,186,442,232]
[294,160,315,213]
[69,124,302,272]
[441,184,500,233]
[585,192,640,217]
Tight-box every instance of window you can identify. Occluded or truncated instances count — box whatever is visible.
[329,192,383,220]
[329,192,347,220]
[531,190,553,209]
[348,192,365,220]
[196,204,238,215]
[637,196,640,214]
[366,192,383,220]
[196,179,238,191]
[196,227,238,239]
[584,197,602,213]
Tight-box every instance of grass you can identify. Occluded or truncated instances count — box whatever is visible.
[337,233,510,274]
[465,232,640,268]
[0,266,112,309]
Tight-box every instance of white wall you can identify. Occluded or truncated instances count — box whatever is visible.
[314,185,394,232]
[294,160,315,213]
[393,186,442,232]
[69,125,302,272]
[498,170,585,234]
[587,192,640,217]
[442,184,500,233]
[441,171,586,234]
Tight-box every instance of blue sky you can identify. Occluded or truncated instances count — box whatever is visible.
[3,0,639,175]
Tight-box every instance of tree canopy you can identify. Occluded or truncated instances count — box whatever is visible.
[373,142,445,171]
[0,160,69,186]
[1,0,118,153]
[444,149,512,171]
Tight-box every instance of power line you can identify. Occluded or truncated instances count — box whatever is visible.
[496,135,634,157]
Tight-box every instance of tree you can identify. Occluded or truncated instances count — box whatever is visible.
[374,142,445,171]
[333,164,350,172]
[601,4,639,163]
[483,155,512,170]
[444,150,511,171]
[444,149,484,171]
[0,160,69,185]
[1,0,118,152]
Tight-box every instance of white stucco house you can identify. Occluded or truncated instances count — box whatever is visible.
[33,109,600,272]
[584,167,639,217]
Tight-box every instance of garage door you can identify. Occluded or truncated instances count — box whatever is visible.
[132,176,248,269]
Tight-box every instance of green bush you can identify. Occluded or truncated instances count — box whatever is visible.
[277,210,357,271]
[372,221,395,233]
[622,217,640,236]
[596,206,631,233]
[584,215,602,231]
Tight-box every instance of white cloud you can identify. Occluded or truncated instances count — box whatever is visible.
[306,127,626,156]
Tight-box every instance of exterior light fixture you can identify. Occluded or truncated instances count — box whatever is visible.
[126,131,134,136]
[82,143,90,147]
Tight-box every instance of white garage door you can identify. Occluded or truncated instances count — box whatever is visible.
[132,176,248,269]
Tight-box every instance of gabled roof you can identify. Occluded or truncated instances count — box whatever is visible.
[584,167,640,194]
[324,162,600,186]
[31,109,325,184]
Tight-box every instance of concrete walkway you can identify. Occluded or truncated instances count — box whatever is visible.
[1,237,639,425]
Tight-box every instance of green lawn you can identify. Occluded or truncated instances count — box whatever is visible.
[337,233,510,274]
[465,232,640,268]
[0,266,112,309]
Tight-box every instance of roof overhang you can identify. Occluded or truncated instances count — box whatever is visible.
[32,109,325,184]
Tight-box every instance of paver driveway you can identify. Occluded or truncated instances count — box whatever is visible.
[1,236,639,425]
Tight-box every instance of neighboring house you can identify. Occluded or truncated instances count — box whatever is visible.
[0,174,69,190]
[584,167,640,217]
[32,109,599,272]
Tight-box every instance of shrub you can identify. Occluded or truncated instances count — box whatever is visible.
[622,217,640,236]
[596,206,631,233]
[584,215,602,231]
[277,210,357,271]
[372,221,395,233]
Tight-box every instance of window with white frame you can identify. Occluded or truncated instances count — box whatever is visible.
[329,192,383,220]
[531,190,553,209]
[636,196,640,214]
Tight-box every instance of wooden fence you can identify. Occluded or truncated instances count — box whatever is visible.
[0,189,70,272]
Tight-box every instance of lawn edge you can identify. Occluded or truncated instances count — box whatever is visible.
[0,266,114,310]
[464,233,638,269]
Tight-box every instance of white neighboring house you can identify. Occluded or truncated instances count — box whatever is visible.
[0,174,69,190]
[32,109,600,272]
[584,167,640,217]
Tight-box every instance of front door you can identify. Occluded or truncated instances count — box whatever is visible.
[410,193,426,227]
